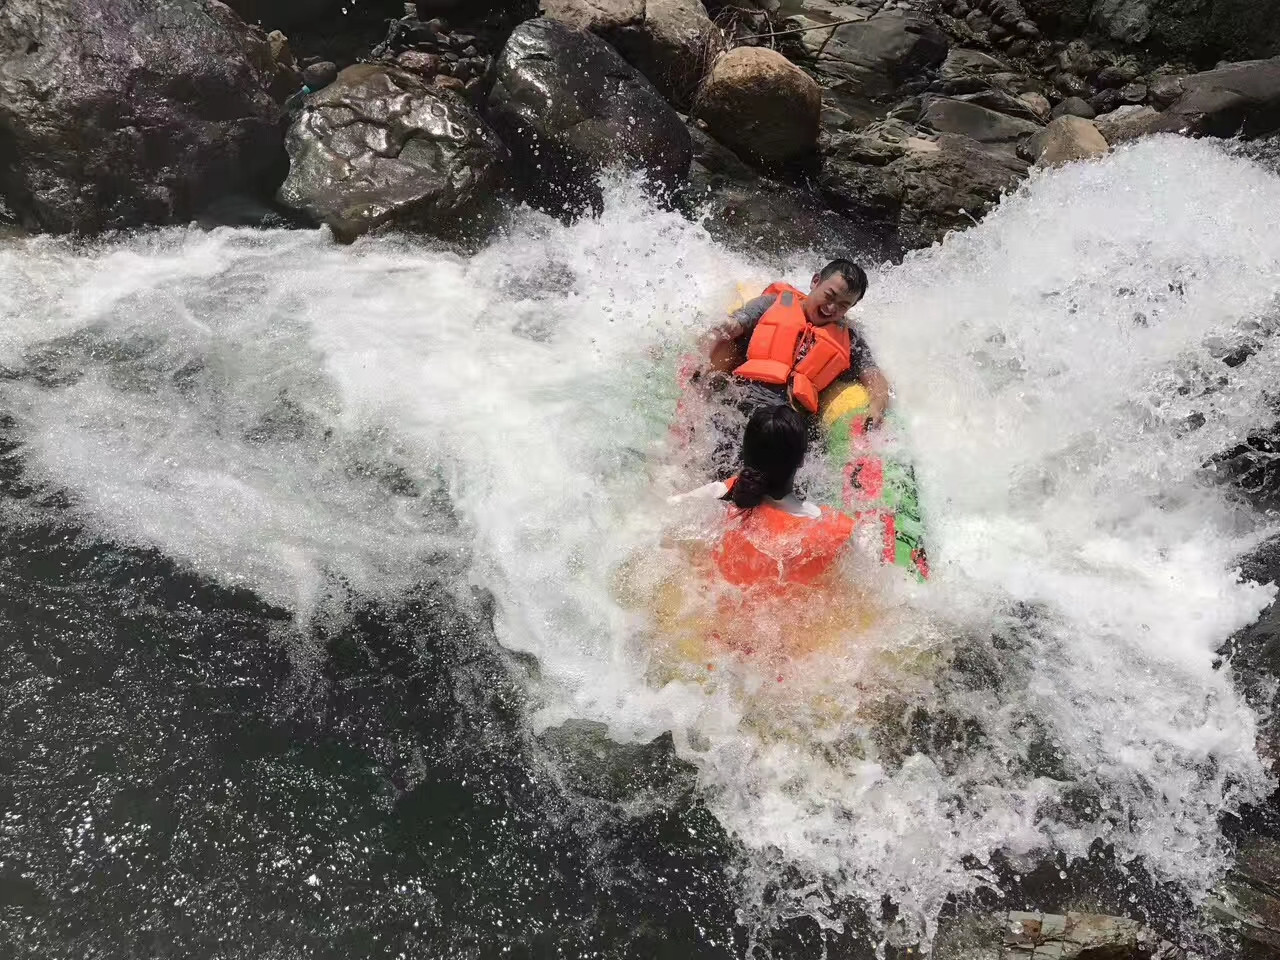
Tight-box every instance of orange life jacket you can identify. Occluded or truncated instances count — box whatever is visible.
[713,478,856,589]
[733,282,852,414]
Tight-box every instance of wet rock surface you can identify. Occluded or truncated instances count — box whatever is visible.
[487,17,692,208]
[277,65,506,241]
[0,0,287,233]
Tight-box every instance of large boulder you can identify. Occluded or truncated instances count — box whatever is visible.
[1165,58,1280,138]
[0,0,287,234]
[540,0,719,107]
[820,132,1029,248]
[487,18,691,208]
[807,15,949,94]
[919,97,1041,145]
[277,65,505,241]
[1019,115,1108,166]
[695,47,822,167]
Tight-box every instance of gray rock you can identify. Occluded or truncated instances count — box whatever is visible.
[538,720,698,804]
[696,47,822,167]
[820,131,1028,247]
[1119,81,1148,103]
[1092,0,1152,45]
[808,14,949,99]
[302,60,339,90]
[1003,911,1182,960]
[1093,104,1181,143]
[1209,835,1280,954]
[1148,74,1185,108]
[1165,57,1280,139]
[487,18,691,208]
[540,0,720,107]
[919,96,1041,144]
[1051,96,1096,119]
[0,0,286,234]
[950,87,1048,123]
[277,65,506,241]
[1020,114,1108,166]
[938,47,1011,89]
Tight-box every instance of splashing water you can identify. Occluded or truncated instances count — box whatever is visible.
[1,137,1279,946]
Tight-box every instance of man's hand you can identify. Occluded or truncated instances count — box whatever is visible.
[860,367,891,428]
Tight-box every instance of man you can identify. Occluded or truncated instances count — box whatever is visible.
[700,259,891,427]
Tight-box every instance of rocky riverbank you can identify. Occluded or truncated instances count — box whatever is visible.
[3,0,1280,249]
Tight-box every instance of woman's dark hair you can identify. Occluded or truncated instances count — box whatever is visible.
[731,405,808,509]
[818,259,868,300]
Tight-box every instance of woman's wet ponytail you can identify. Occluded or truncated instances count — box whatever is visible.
[730,405,808,509]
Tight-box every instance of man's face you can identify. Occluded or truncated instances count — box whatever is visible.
[805,273,861,326]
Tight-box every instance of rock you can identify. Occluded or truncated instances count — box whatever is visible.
[302,60,339,90]
[1097,61,1141,88]
[434,74,467,92]
[1119,81,1147,103]
[487,18,691,208]
[540,0,720,107]
[820,131,1028,247]
[538,720,699,803]
[1020,114,1108,166]
[807,14,949,99]
[935,47,1011,95]
[950,87,1047,123]
[919,97,1041,145]
[0,0,287,234]
[1165,58,1280,139]
[1019,91,1051,120]
[1148,74,1185,109]
[1003,911,1182,960]
[1056,39,1095,78]
[1092,0,1151,45]
[1054,72,1091,100]
[1051,96,1096,119]
[1090,88,1122,114]
[683,127,893,257]
[1092,104,1181,143]
[397,50,445,76]
[277,64,506,241]
[1209,836,1280,955]
[695,47,821,167]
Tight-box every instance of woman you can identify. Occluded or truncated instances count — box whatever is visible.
[671,404,858,595]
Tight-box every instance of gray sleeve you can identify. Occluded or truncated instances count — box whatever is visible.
[840,325,879,381]
[728,295,776,340]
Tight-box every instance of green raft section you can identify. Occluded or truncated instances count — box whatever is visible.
[817,382,930,582]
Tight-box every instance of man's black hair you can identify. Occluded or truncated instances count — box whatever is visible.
[818,259,868,299]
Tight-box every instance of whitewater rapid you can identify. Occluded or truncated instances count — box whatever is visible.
[1,135,1278,943]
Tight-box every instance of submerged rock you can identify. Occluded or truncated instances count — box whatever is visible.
[695,47,822,167]
[487,18,691,209]
[277,64,506,241]
[540,0,720,107]
[0,0,287,234]
[537,719,698,804]
[1003,910,1182,959]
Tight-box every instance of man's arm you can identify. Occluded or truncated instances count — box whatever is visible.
[845,326,892,425]
[698,295,775,373]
